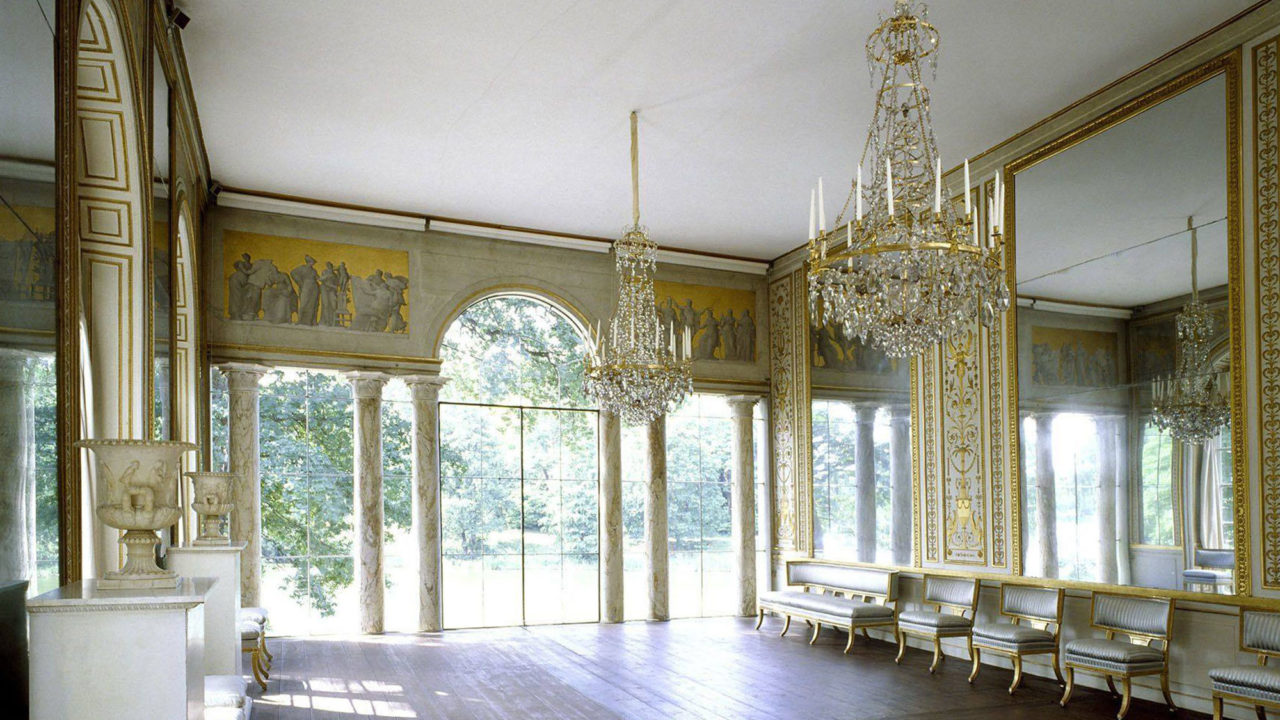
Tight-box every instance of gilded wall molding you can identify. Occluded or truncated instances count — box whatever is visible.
[1256,35,1280,589]
[941,327,987,564]
[922,348,939,562]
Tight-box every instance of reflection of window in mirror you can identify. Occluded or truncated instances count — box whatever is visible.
[1137,420,1177,547]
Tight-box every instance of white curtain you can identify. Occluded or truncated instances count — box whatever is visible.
[1198,436,1224,549]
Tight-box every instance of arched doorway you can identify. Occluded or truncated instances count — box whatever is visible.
[438,292,598,628]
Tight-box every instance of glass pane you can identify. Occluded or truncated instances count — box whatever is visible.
[260,473,307,560]
[669,550,701,619]
[308,556,356,635]
[523,554,564,625]
[522,479,562,556]
[308,474,353,558]
[482,555,523,627]
[561,480,598,555]
[442,555,483,629]
[261,557,308,637]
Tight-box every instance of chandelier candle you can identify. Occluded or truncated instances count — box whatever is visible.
[805,0,1010,357]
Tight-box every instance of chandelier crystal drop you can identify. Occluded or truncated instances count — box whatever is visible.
[584,112,693,424]
[806,0,1010,358]
[1152,218,1230,443]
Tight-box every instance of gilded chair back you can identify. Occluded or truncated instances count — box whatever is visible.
[922,575,979,616]
[1240,610,1280,665]
[1090,593,1174,651]
[1000,584,1063,633]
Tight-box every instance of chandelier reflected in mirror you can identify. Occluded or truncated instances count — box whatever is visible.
[1152,218,1230,442]
[585,112,693,424]
[806,0,1009,358]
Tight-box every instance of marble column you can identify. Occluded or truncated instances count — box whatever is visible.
[349,371,388,635]
[1034,413,1059,578]
[0,349,35,583]
[854,405,878,563]
[221,362,268,607]
[404,375,448,632]
[646,414,669,622]
[888,405,912,566]
[727,396,758,617]
[599,411,624,623]
[1095,416,1121,584]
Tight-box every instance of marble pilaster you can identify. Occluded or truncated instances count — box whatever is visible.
[1034,414,1059,578]
[0,349,35,583]
[599,411,624,623]
[220,362,268,607]
[854,405,878,563]
[727,396,758,618]
[1096,416,1121,584]
[888,406,912,566]
[349,371,388,635]
[646,414,669,622]
[403,374,448,632]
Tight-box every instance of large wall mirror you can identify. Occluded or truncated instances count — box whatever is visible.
[1007,53,1243,595]
[0,0,61,596]
[152,41,172,442]
[809,319,914,565]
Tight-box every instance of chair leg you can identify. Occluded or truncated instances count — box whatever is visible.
[929,637,943,674]
[1059,666,1075,708]
[1118,676,1132,720]
[779,615,791,637]
[967,647,981,684]
[1255,704,1266,720]
[1105,675,1118,697]
[1212,695,1224,720]
[861,628,872,640]
[844,626,856,654]
[259,634,272,672]
[1009,655,1023,695]
[809,622,822,646]
[755,609,765,630]
[895,629,906,664]
[249,649,267,692]
[1051,652,1065,687]
[1160,671,1176,712]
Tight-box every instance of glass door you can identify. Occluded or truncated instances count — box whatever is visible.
[440,402,599,628]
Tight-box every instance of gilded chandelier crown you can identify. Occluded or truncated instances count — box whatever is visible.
[806,0,1010,358]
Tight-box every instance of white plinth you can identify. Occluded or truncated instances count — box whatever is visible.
[27,577,214,720]
[168,542,245,675]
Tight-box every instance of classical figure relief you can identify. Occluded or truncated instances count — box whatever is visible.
[810,323,899,375]
[653,280,758,362]
[1029,326,1118,387]
[222,230,409,334]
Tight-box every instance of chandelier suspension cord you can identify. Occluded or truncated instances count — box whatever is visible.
[1189,215,1199,303]
[631,111,640,227]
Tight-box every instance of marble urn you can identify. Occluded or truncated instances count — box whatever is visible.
[185,471,236,546]
[76,439,197,588]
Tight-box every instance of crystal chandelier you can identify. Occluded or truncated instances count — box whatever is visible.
[1152,218,1230,442]
[806,1,1009,358]
[585,112,693,424]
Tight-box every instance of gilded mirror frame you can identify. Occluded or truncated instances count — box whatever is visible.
[1003,50,1246,597]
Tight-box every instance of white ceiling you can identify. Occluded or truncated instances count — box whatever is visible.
[180,2,1254,258]
[1016,74,1229,309]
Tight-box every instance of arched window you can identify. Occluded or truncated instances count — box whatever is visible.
[439,293,591,408]
[437,293,599,628]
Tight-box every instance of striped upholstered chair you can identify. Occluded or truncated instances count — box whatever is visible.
[1209,610,1280,719]
[1060,593,1176,720]
[895,575,979,673]
[969,584,1064,694]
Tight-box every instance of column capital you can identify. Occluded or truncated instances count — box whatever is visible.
[725,395,759,417]
[854,403,878,424]
[404,374,450,403]
[347,370,390,399]
[219,362,269,392]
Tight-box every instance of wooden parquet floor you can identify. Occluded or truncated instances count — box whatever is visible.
[250,616,1211,719]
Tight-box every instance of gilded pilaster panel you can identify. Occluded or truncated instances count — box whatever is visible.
[922,347,939,562]
[941,327,986,564]
[1256,36,1280,589]
[769,274,798,552]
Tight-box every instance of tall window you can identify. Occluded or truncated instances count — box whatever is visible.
[620,394,766,620]
[381,378,415,631]
[1216,422,1234,548]
[1022,413,1101,581]
[1138,419,1176,546]
[811,400,892,562]
[438,294,598,628]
